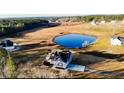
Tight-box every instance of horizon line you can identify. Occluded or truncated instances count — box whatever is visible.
[0,14,124,18]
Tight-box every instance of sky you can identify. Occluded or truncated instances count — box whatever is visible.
[0,0,124,18]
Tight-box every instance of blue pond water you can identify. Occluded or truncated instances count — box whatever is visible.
[53,34,97,48]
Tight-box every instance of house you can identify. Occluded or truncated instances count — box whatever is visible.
[111,20,116,24]
[0,40,19,51]
[100,20,106,24]
[91,19,96,26]
[44,49,73,69]
[122,20,124,23]
[110,36,124,46]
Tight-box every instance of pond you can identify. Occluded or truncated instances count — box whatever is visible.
[53,34,97,48]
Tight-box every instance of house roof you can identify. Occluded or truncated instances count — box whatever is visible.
[111,36,124,42]
[118,37,124,42]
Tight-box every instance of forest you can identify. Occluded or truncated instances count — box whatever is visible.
[0,18,49,36]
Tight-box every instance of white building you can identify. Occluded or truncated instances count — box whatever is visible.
[110,37,124,46]
[122,20,124,23]
[100,20,106,24]
[0,40,19,51]
[111,20,116,24]
[91,20,96,26]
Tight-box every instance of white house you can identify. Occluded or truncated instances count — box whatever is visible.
[44,49,73,69]
[122,20,124,23]
[111,20,116,24]
[100,20,106,24]
[110,37,124,46]
[0,40,20,51]
[91,20,96,26]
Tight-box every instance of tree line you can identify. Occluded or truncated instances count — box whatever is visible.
[49,14,124,22]
[0,18,49,37]
[76,15,124,22]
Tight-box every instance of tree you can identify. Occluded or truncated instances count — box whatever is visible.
[0,48,17,78]
[5,54,17,78]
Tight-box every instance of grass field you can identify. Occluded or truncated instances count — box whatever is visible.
[8,22,124,78]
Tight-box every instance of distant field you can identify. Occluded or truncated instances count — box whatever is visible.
[8,22,124,78]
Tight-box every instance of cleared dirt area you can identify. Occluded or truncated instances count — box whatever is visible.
[7,22,124,78]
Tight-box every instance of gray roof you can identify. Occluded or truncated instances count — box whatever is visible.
[111,36,124,42]
[118,37,124,42]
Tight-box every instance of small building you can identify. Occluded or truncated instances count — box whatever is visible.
[122,20,124,23]
[110,20,116,24]
[100,20,106,24]
[110,36,124,46]
[0,40,19,51]
[91,19,96,26]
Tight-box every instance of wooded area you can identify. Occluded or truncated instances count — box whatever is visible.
[49,14,124,22]
[0,18,49,36]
